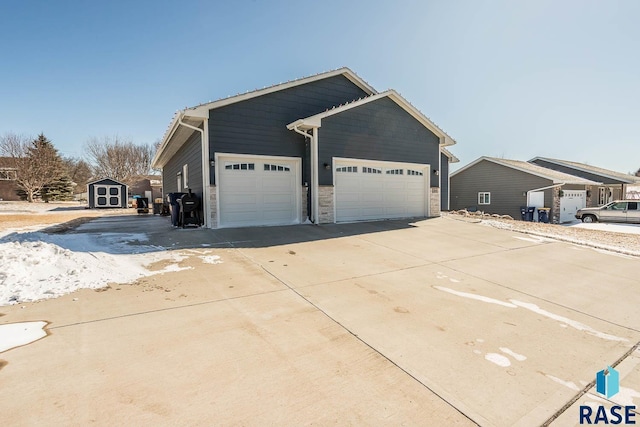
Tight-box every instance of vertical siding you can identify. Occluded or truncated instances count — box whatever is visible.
[162,130,203,215]
[208,75,370,186]
[440,153,449,210]
[450,160,553,219]
[317,97,441,186]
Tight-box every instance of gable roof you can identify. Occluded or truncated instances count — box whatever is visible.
[152,68,376,168]
[87,177,127,186]
[286,90,456,146]
[451,157,601,185]
[441,147,459,163]
[529,157,640,184]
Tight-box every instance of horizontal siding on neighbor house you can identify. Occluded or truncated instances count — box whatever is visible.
[209,75,369,186]
[318,97,441,186]
[451,160,553,219]
[163,130,203,203]
[441,153,449,210]
[530,159,625,185]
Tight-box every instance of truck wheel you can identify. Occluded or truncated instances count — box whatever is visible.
[582,215,596,223]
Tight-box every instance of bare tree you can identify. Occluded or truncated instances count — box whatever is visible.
[0,132,66,202]
[84,136,155,185]
[63,157,93,190]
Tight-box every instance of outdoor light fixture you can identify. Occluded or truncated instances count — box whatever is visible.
[210,160,215,167]
[324,162,330,170]
[433,169,439,176]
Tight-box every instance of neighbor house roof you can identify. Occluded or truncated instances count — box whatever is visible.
[286,90,456,147]
[152,67,377,168]
[529,157,640,184]
[451,157,601,185]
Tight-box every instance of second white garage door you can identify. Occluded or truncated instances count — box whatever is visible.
[217,154,300,228]
[334,158,429,222]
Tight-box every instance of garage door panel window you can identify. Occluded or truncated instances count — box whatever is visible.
[225,162,255,171]
[97,187,107,196]
[263,163,290,172]
[386,169,404,175]
[337,166,358,173]
[109,188,119,195]
[407,169,423,176]
[478,192,491,205]
[362,167,382,174]
[97,197,106,205]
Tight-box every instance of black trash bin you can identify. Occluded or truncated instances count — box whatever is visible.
[167,192,186,226]
[136,197,149,214]
[537,208,550,223]
[520,206,536,222]
[152,201,163,215]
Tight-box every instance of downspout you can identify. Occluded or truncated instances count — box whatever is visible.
[177,116,210,228]
[290,124,318,223]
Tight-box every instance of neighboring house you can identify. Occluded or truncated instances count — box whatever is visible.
[87,178,128,209]
[440,147,459,211]
[450,157,600,223]
[0,157,20,201]
[130,175,163,202]
[152,68,457,229]
[529,157,640,206]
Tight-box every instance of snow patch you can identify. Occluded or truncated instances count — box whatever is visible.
[200,255,223,264]
[0,230,204,306]
[613,387,640,407]
[485,353,511,367]
[510,300,627,342]
[433,286,517,308]
[499,347,527,361]
[0,321,47,353]
[546,374,580,391]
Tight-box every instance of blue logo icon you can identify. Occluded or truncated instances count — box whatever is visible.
[596,366,619,398]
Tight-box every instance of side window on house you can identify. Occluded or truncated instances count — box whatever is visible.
[183,164,189,188]
[336,166,357,173]
[478,192,491,205]
[177,172,182,192]
[0,169,17,180]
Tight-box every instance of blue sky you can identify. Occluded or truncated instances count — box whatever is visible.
[1,0,638,174]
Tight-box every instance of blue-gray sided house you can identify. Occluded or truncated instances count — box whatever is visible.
[151,68,457,228]
[87,178,128,209]
[529,157,640,206]
[450,157,600,223]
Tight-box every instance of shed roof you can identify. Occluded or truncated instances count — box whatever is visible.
[452,157,601,185]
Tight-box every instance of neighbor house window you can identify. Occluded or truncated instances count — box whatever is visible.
[478,192,491,204]
[183,164,189,189]
[0,169,17,180]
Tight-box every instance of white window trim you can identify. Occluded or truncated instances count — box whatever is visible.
[478,192,491,205]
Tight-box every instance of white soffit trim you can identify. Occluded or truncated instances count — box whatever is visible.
[441,147,459,163]
[286,90,456,146]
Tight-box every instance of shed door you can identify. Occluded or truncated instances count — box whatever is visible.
[218,154,300,228]
[559,190,586,223]
[94,185,122,208]
[334,159,429,222]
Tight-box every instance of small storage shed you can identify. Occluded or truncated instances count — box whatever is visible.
[87,178,128,209]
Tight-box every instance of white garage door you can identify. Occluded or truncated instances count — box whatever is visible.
[218,154,300,228]
[335,159,429,222]
[559,190,586,223]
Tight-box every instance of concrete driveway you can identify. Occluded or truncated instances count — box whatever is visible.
[1,216,639,426]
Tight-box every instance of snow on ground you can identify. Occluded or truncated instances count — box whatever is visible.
[0,321,47,353]
[0,229,192,306]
